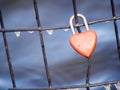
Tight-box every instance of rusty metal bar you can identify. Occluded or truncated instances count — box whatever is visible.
[33,0,52,88]
[0,16,120,32]
[72,0,81,33]
[8,80,120,90]
[0,9,16,88]
[110,0,120,61]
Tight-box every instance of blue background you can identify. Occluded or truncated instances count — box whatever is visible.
[0,0,120,90]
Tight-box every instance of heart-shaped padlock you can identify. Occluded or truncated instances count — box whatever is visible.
[69,14,97,58]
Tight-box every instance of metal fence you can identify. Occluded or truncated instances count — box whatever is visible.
[0,0,120,90]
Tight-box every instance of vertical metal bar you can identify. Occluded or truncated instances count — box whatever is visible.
[72,0,81,33]
[110,0,120,61]
[0,9,16,88]
[86,59,91,90]
[72,0,90,89]
[33,0,52,88]
[72,0,91,89]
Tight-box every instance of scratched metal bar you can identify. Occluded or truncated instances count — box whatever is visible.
[110,0,120,61]
[0,9,16,88]
[33,0,52,88]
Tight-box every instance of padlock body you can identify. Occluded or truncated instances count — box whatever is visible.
[69,30,97,58]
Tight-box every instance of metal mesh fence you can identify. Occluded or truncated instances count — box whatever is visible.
[0,0,120,90]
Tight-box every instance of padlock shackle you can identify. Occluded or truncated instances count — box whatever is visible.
[69,14,89,34]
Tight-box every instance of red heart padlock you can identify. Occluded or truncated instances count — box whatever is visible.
[70,30,97,58]
[69,14,97,58]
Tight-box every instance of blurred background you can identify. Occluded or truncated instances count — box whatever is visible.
[0,0,120,90]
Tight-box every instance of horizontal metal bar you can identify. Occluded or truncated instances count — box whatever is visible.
[8,80,120,90]
[1,16,120,33]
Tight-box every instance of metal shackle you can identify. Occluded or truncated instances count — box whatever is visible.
[69,14,89,34]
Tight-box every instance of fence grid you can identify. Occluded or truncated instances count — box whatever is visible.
[0,0,120,90]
